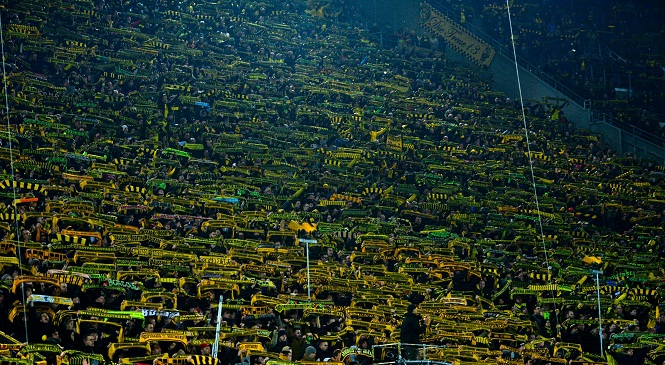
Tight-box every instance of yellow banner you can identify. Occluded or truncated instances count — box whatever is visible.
[420,2,495,66]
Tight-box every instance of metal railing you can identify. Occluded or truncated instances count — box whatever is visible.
[372,343,453,365]
[592,110,665,147]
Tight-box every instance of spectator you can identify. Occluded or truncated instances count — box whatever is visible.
[399,304,430,360]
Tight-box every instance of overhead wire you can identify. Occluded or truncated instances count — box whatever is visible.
[504,0,561,335]
[0,9,31,342]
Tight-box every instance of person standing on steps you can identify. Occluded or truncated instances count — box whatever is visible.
[399,304,430,360]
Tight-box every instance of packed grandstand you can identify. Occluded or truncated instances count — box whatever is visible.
[0,0,663,364]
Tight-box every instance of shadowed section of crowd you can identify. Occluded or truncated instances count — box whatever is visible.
[419,0,665,139]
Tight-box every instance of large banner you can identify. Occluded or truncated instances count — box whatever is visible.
[420,2,496,66]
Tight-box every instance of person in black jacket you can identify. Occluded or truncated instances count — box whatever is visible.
[399,304,430,360]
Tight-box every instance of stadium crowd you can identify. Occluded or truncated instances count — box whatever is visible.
[0,0,664,364]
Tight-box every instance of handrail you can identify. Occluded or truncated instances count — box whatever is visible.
[592,111,665,147]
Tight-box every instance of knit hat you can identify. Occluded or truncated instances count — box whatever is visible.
[305,346,317,355]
